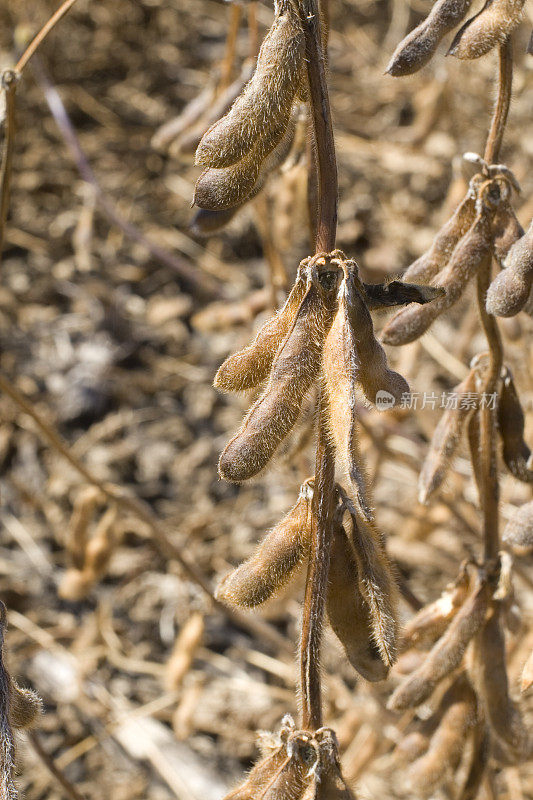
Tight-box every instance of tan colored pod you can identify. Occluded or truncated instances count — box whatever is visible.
[472,608,530,760]
[503,500,533,551]
[386,0,475,74]
[215,265,307,393]
[407,676,477,797]
[216,480,313,606]
[342,260,409,406]
[262,731,318,800]
[401,566,470,648]
[309,729,357,800]
[327,522,389,682]
[491,199,524,266]
[382,205,494,346]
[449,0,526,59]
[486,219,533,317]
[418,369,477,504]
[349,511,400,668]
[387,573,491,710]
[219,266,340,482]
[222,726,293,800]
[195,2,304,168]
[497,367,533,482]
[8,681,42,730]
[194,117,294,211]
[323,308,372,522]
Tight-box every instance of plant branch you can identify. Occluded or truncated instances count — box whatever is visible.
[300,397,335,730]
[0,70,18,267]
[483,37,513,165]
[15,0,81,74]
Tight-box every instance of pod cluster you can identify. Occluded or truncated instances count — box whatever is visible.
[217,480,400,682]
[387,0,526,75]
[194,0,306,214]
[382,157,523,347]
[390,559,530,795]
[222,717,356,800]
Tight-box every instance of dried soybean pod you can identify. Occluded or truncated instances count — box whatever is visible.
[472,608,530,760]
[362,281,444,308]
[386,0,475,75]
[349,509,400,667]
[195,1,304,168]
[486,219,533,317]
[383,205,494,346]
[327,521,389,682]
[323,307,372,522]
[311,729,357,800]
[503,500,533,551]
[262,731,318,800]
[497,367,533,483]
[194,117,294,211]
[216,480,313,606]
[408,676,477,797]
[387,574,492,710]
[222,739,289,800]
[401,566,470,648]
[491,199,524,266]
[215,265,307,393]
[449,0,526,59]
[418,369,477,503]
[219,264,340,481]
[8,681,41,730]
[402,190,477,284]
[343,260,409,406]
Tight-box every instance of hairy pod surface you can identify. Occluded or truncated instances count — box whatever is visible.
[383,205,494,345]
[401,567,470,648]
[503,500,533,550]
[216,481,313,606]
[418,369,477,503]
[388,574,491,710]
[491,199,524,266]
[472,608,530,760]
[348,510,400,667]
[497,367,533,482]
[486,219,533,316]
[342,260,409,406]
[402,190,477,284]
[327,522,389,681]
[407,676,477,796]
[386,0,475,76]
[195,2,304,168]
[222,724,294,800]
[219,263,340,481]
[215,266,307,392]
[449,0,526,59]
[307,729,357,800]
[323,308,372,522]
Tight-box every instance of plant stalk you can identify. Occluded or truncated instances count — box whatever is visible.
[297,0,338,731]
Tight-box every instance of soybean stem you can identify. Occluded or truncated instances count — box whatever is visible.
[484,37,513,165]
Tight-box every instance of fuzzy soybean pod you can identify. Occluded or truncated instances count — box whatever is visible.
[262,732,318,800]
[343,261,409,406]
[491,199,524,266]
[215,266,307,393]
[216,481,313,606]
[195,2,304,168]
[386,0,475,76]
[382,205,494,346]
[387,574,492,710]
[309,730,357,800]
[503,500,533,551]
[219,268,339,482]
[473,608,530,760]
[418,369,478,504]
[497,367,533,483]
[448,0,526,59]
[407,676,477,797]
[323,308,372,523]
[402,191,477,284]
[486,219,533,317]
[222,739,290,800]
[327,522,389,682]
[194,117,295,211]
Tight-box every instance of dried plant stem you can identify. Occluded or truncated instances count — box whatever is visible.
[27,731,87,800]
[0,371,289,653]
[14,0,80,74]
[0,70,18,267]
[483,37,513,165]
[298,0,338,252]
[219,3,242,92]
[473,38,511,563]
[300,399,335,730]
